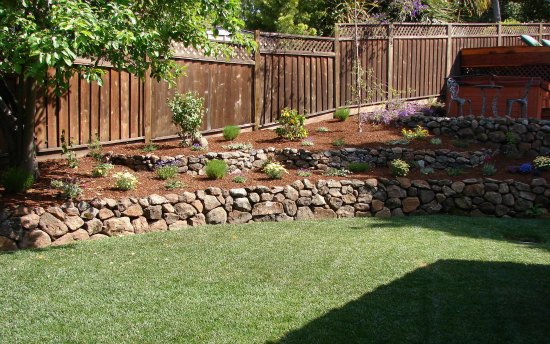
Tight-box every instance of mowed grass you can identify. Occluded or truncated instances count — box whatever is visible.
[1,216,549,344]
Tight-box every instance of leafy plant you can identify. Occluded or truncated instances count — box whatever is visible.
[301,138,314,146]
[168,92,205,143]
[50,178,82,199]
[332,138,346,147]
[316,126,329,133]
[452,139,471,148]
[324,167,351,177]
[334,108,350,121]
[113,172,138,191]
[142,143,158,153]
[401,125,429,141]
[447,167,463,176]
[505,131,519,145]
[190,143,207,151]
[1,167,34,194]
[91,163,114,178]
[430,137,442,145]
[274,108,308,141]
[205,160,228,180]
[533,156,550,170]
[60,130,79,168]
[526,204,544,218]
[482,163,497,176]
[519,163,533,174]
[262,161,288,179]
[223,142,253,151]
[165,180,186,190]
[296,169,312,177]
[389,159,410,177]
[420,167,434,175]
[156,165,179,180]
[223,125,241,141]
[232,175,247,183]
[88,134,103,162]
[348,162,371,173]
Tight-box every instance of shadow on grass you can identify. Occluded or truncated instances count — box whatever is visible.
[351,215,550,252]
[272,259,550,344]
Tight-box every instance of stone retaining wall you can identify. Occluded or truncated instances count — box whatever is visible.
[1,177,548,251]
[401,115,550,156]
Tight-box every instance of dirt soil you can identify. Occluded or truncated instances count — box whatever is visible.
[0,118,542,209]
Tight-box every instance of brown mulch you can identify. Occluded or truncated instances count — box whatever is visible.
[0,117,543,209]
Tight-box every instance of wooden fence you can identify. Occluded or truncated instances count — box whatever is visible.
[5,22,549,155]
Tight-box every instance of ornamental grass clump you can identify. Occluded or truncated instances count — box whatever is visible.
[113,172,138,191]
[205,160,228,180]
[262,161,288,179]
[223,125,241,141]
[348,162,371,173]
[275,108,307,141]
[156,165,179,180]
[91,163,113,178]
[168,92,205,144]
[334,108,350,121]
[1,167,34,194]
[389,159,410,177]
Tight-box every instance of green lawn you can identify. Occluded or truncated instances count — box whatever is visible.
[1,216,549,344]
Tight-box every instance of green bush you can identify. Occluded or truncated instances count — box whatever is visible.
[447,167,463,176]
[348,162,371,173]
[168,91,205,142]
[113,172,138,191]
[142,143,158,152]
[334,108,350,121]
[232,175,247,183]
[223,125,241,141]
[482,163,497,176]
[165,180,185,190]
[156,165,179,180]
[262,161,288,179]
[2,167,34,194]
[91,163,113,178]
[274,108,308,141]
[332,138,346,147]
[389,159,410,177]
[205,160,228,180]
[50,178,82,199]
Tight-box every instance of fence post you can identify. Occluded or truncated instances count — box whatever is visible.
[334,25,341,109]
[446,23,453,76]
[539,23,544,41]
[253,30,261,131]
[497,23,502,46]
[387,24,394,100]
[144,70,153,143]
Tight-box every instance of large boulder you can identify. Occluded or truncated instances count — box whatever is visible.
[103,217,134,237]
[39,212,69,238]
[206,208,227,225]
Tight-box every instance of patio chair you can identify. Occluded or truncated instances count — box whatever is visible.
[506,78,534,118]
[446,77,472,116]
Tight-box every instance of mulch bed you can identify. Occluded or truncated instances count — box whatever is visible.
[0,117,542,209]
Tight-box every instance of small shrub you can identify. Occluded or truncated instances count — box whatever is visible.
[190,143,206,151]
[518,163,533,174]
[168,91,205,143]
[334,108,350,121]
[142,143,158,153]
[452,139,471,148]
[262,161,288,179]
[223,142,253,151]
[296,169,312,177]
[430,137,442,145]
[401,125,429,141]
[165,180,186,190]
[316,126,329,133]
[223,125,241,141]
[205,160,228,180]
[232,175,247,183]
[1,167,34,194]
[274,108,308,141]
[447,167,463,176]
[482,163,497,176]
[301,138,314,146]
[91,163,113,178]
[389,159,410,177]
[156,165,179,180]
[88,134,103,162]
[420,167,434,175]
[348,162,371,173]
[60,130,79,168]
[113,172,138,191]
[332,138,346,147]
[533,156,550,170]
[50,178,82,199]
[324,167,351,177]
[526,204,544,218]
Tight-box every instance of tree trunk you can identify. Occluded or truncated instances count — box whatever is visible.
[19,77,39,176]
[492,0,501,22]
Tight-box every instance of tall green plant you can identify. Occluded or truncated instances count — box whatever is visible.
[168,92,205,143]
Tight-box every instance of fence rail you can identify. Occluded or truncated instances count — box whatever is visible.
[2,22,548,155]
